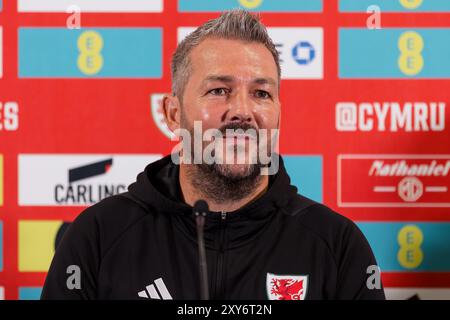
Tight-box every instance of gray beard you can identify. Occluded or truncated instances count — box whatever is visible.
[180,110,265,204]
[188,162,264,205]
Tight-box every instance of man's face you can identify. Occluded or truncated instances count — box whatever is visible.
[179,38,281,179]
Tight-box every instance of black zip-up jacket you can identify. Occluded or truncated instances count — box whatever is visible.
[41,155,385,300]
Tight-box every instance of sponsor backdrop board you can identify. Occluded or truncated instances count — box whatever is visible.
[0,0,449,299]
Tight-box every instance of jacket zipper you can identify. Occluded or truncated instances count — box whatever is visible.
[214,211,227,299]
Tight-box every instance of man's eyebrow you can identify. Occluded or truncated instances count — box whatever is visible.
[202,75,277,87]
[202,75,235,84]
[253,77,277,87]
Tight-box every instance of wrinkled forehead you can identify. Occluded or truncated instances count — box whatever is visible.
[188,38,279,87]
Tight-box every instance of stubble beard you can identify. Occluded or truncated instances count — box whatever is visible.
[181,116,265,204]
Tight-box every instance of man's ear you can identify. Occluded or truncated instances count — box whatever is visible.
[162,94,181,133]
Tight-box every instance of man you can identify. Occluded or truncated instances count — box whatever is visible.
[41,10,385,300]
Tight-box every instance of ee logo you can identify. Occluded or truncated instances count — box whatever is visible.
[398,31,424,76]
[77,30,104,75]
[239,0,263,9]
[397,225,424,269]
[399,0,423,10]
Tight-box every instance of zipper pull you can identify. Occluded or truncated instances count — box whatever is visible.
[221,211,227,221]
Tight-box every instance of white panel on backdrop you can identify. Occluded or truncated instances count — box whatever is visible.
[0,286,4,300]
[385,288,450,300]
[18,0,163,12]
[178,27,196,43]
[18,154,162,206]
[177,27,323,80]
[267,28,323,79]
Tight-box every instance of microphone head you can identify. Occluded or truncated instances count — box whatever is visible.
[193,199,209,215]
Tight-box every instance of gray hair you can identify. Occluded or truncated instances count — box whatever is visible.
[171,9,281,100]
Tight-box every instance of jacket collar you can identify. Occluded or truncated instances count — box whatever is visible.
[128,154,316,249]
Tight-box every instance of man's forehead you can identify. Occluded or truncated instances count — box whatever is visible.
[201,74,278,87]
[190,38,277,68]
[185,38,280,91]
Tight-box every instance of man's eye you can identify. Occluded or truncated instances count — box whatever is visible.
[208,88,229,96]
[255,90,271,99]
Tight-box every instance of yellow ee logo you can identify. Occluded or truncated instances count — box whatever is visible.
[398,31,424,76]
[397,224,424,269]
[399,0,423,10]
[239,0,263,9]
[77,30,104,75]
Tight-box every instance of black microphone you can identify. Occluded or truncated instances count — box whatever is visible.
[193,200,210,300]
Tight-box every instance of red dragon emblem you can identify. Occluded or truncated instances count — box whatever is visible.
[267,273,308,300]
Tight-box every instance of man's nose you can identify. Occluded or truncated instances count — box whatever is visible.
[225,91,255,124]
